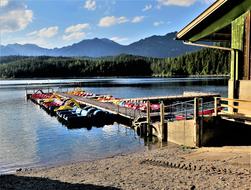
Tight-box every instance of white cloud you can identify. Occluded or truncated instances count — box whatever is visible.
[98,16,116,27]
[157,0,196,7]
[27,26,58,38]
[98,16,128,27]
[142,4,152,11]
[0,0,33,34]
[117,16,129,24]
[110,36,128,43]
[0,0,9,7]
[98,15,144,27]
[62,23,90,42]
[153,21,164,26]
[84,0,96,10]
[37,26,58,38]
[63,32,86,41]
[65,23,90,33]
[132,16,144,24]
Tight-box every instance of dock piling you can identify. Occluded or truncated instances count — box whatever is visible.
[146,101,152,137]
[25,87,28,100]
[214,97,219,116]
[117,105,120,114]
[160,101,165,140]
[194,98,201,147]
[194,98,205,147]
[200,98,203,146]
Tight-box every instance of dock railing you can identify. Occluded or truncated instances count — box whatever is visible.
[25,87,55,98]
[154,98,215,142]
[163,100,195,120]
[116,104,145,119]
[215,97,251,117]
[157,98,216,123]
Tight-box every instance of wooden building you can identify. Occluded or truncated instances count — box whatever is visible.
[176,0,251,116]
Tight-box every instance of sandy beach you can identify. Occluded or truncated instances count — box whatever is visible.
[1,144,250,190]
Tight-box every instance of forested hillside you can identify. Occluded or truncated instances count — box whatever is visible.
[0,48,230,78]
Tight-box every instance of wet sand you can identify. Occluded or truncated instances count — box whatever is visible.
[1,144,250,190]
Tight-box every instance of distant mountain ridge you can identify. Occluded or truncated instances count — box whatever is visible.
[0,32,199,58]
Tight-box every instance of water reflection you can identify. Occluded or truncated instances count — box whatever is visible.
[0,91,145,173]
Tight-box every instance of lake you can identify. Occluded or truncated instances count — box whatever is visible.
[0,77,228,174]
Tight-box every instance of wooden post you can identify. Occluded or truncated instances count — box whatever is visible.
[214,97,218,116]
[200,98,203,146]
[194,98,198,122]
[25,88,27,99]
[146,101,151,137]
[185,102,187,119]
[244,11,250,80]
[194,98,201,147]
[160,101,164,141]
[229,50,236,113]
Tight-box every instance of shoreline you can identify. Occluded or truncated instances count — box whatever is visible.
[0,139,147,175]
[1,145,250,190]
[0,75,229,80]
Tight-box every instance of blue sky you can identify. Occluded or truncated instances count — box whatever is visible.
[0,0,215,48]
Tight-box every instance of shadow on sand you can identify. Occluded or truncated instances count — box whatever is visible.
[0,174,120,190]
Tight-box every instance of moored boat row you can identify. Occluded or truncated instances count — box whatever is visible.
[66,88,161,112]
[29,89,114,127]
[28,88,217,126]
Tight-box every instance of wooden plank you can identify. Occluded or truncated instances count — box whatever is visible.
[160,102,165,140]
[194,98,201,147]
[244,11,251,79]
[220,97,251,103]
[122,93,219,102]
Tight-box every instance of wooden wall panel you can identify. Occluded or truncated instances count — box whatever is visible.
[244,11,251,80]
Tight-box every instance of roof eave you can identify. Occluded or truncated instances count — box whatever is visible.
[176,0,228,40]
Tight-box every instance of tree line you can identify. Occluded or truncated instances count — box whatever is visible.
[0,48,230,78]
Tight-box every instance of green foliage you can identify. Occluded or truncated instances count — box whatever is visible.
[0,48,230,78]
[152,48,230,77]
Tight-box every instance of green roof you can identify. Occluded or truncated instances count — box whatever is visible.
[176,0,251,42]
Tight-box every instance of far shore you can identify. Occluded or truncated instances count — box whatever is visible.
[0,75,229,80]
[1,145,250,190]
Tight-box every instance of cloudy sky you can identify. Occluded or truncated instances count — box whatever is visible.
[0,0,215,48]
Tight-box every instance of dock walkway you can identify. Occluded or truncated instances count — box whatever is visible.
[56,92,146,119]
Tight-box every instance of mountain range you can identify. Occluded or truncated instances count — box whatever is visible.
[0,32,199,58]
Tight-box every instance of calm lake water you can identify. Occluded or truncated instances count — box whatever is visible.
[0,77,228,174]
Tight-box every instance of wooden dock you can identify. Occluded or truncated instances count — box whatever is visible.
[56,92,146,119]
[55,92,218,122]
